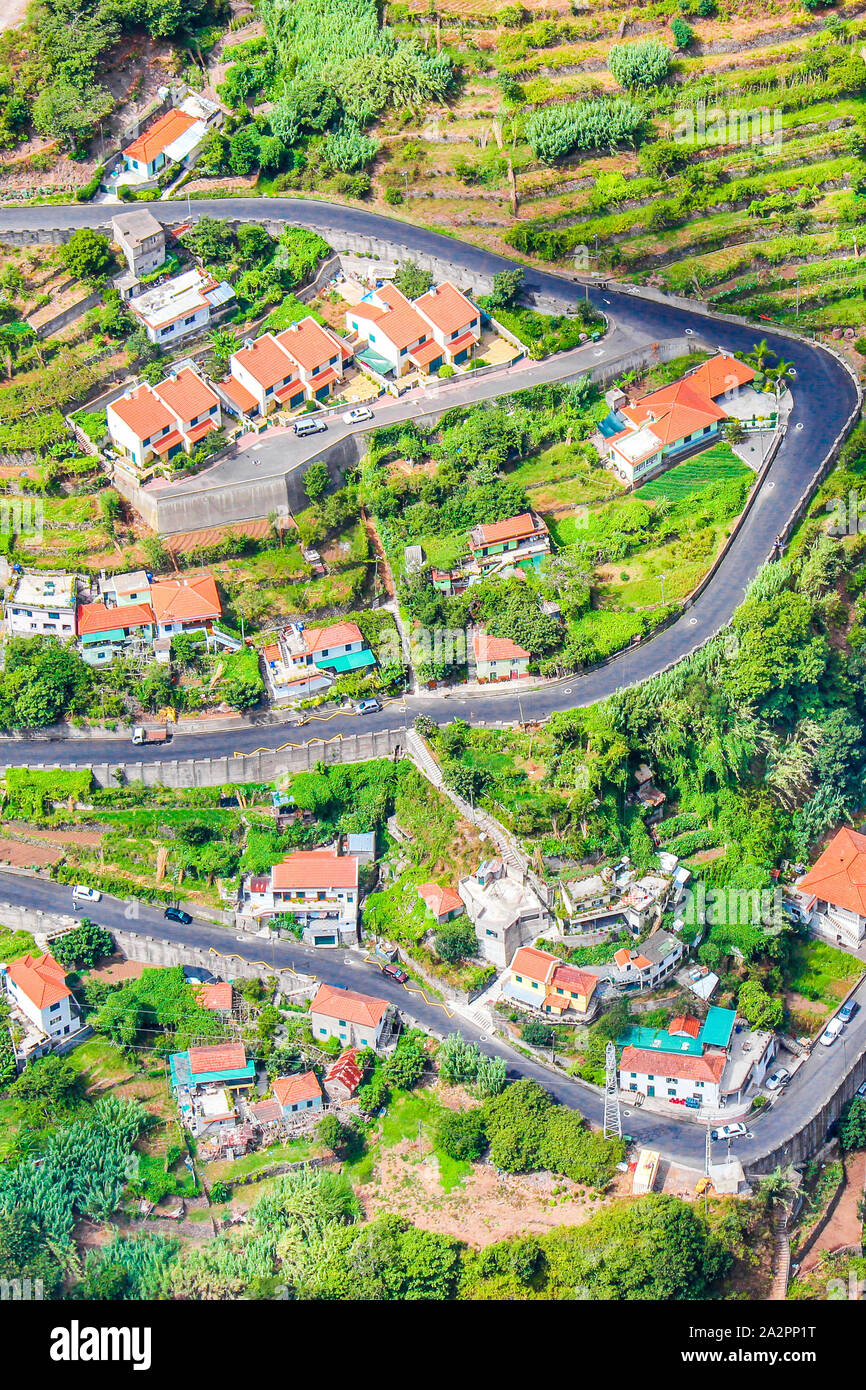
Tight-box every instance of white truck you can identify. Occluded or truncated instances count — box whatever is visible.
[131,726,171,746]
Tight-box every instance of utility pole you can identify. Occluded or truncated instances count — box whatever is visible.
[705,1122,712,1178]
[603,1040,622,1139]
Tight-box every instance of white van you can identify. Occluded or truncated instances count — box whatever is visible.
[294,418,327,438]
[73,884,101,905]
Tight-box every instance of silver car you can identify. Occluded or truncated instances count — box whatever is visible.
[765,1067,790,1092]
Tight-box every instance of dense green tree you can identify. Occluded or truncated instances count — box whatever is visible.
[303,460,330,502]
[434,918,478,964]
[59,228,114,282]
[435,1107,487,1162]
[393,261,433,299]
[51,918,113,970]
[840,1097,866,1150]
[608,39,672,89]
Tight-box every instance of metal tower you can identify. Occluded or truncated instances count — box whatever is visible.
[603,1040,622,1140]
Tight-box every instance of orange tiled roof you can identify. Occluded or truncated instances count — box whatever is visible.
[351,285,430,352]
[324,1049,363,1094]
[150,573,221,623]
[409,339,444,367]
[274,1070,323,1107]
[303,621,363,654]
[231,333,295,391]
[509,944,557,984]
[220,375,259,414]
[195,981,233,1011]
[154,368,219,424]
[621,379,727,447]
[124,109,198,165]
[109,384,176,442]
[418,882,464,918]
[473,631,530,663]
[797,827,866,918]
[277,317,344,372]
[311,982,388,1028]
[7,952,70,1009]
[474,512,546,546]
[415,280,478,335]
[550,963,598,999]
[687,352,755,399]
[272,850,358,891]
[621,1045,727,1085]
[669,1015,701,1038]
[188,1043,247,1074]
[77,600,154,636]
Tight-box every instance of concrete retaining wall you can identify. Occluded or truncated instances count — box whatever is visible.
[109,926,315,991]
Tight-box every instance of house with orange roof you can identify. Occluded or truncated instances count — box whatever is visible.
[243,848,360,946]
[261,619,376,702]
[77,599,156,667]
[415,280,481,365]
[417,881,465,925]
[608,928,684,992]
[195,981,233,1013]
[225,319,351,418]
[276,318,350,402]
[148,572,233,658]
[620,1043,728,1107]
[2,951,81,1049]
[793,826,866,948]
[472,630,531,682]
[503,944,598,1017]
[468,510,551,575]
[600,351,757,486]
[106,365,222,470]
[310,982,392,1049]
[121,93,223,181]
[345,284,444,378]
[273,1070,324,1121]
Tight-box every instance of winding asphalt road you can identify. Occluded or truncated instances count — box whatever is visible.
[1,199,864,1168]
[0,197,860,761]
[3,868,864,1170]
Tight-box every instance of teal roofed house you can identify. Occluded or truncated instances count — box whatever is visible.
[170,1043,256,1094]
[698,1006,737,1051]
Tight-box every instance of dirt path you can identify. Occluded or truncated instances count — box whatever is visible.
[800,1150,866,1273]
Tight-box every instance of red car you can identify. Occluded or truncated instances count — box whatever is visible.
[382,963,408,983]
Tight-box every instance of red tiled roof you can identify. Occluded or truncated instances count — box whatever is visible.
[447,330,478,354]
[185,419,216,444]
[797,827,866,918]
[272,850,358,891]
[509,944,556,984]
[473,631,530,663]
[7,952,70,1009]
[474,512,546,547]
[351,285,430,352]
[409,339,443,367]
[188,1043,247,1075]
[109,384,175,442]
[324,1049,363,1095]
[220,375,259,414]
[231,333,295,391]
[308,366,337,389]
[151,430,184,456]
[687,352,755,399]
[154,368,219,425]
[417,882,464,918]
[550,963,598,999]
[311,982,388,1028]
[621,379,727,448]
[415,280,478,336]
[124,109,198,165]
[303,621,364,654]
[249,1098,282,1124]
[150,573,221,623]
[669,1015,701,1038]
[620,1045,727,1085]
[274,1070,323,1107]
[195,981,233,1011]
[274,380,301,402]
[77,600,154,636]
[277,317,343,373]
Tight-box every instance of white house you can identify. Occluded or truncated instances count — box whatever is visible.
[128,267,234,346]
[346,284,443,378]
[262,620,376,701]
[149,573,229,652]
[794,826,866,949]
[415,280,481,366]
[4,571,77,639]
[244,849,360,947]
[223,318,350,418]
[620,1044,727,1107]
[458,859,553,967]
[106,367,222,470]
[611,928,684,992]
[309,982,391,1048]
[121,94,222,181]
[2,951,80,1044]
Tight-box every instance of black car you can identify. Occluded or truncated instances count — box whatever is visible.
[164,907,193,925]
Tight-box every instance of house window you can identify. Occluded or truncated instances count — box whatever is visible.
[319,1027,327,1036]
[49,1001,61,1012]
[339,1020,346,1027]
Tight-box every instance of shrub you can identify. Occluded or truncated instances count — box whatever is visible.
[671,16,694,47]
[608,39,671,90]
[435,1107,487,1162]
[525,98,645,163]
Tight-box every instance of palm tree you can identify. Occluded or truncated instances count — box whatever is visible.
[768,357,795,399]
[206,327,238,379]
[746,338,775,373]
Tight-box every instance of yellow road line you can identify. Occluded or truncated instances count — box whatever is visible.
[206,945,317,983]
[362,953,454,1016]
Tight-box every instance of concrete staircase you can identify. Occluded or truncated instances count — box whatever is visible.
[769,1202,793,1300]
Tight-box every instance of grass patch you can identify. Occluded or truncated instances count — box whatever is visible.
[785,938,863,1009]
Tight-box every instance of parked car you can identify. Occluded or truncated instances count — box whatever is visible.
[711,1122,748,1142]
[820,1017,846,1046]
[72,884,101,905]
[354,698,380,715]
[294,418,327,437]
[382,963,408,983]
[838,1000,858,1024]
[164,907,193,925]
[765,1067,791,1092]
[343,406,374,425]
[857,1081,866,1098]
